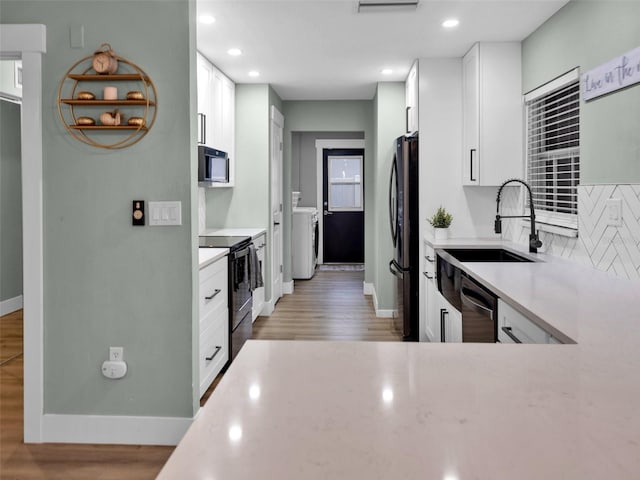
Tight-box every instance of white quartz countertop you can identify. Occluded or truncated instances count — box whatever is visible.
[201,227,266,239]
[159,238,640,479]
[198,247,228,269]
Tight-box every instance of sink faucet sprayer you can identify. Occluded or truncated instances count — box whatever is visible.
[494,178,542,254]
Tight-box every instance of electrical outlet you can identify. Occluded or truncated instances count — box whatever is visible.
[109,347,123,362]
[606,198,622,227]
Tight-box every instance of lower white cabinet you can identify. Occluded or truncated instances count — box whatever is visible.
[497,299,559,344]
[199,255,229,397]
[436,291,463,343]
[252,233,266,322]
[423,243,438,342]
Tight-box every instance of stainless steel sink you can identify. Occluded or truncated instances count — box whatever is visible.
[442,248,533,263]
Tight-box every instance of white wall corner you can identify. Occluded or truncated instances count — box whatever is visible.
[369,284,396,318]
[261,299,276,317]
[363,282,374,295]
[0,295,23,316]
[41,414,193,445]
[283,281,294,295]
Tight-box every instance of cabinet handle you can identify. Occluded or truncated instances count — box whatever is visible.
[405,106,411,134]
[205,345,222,361]
[205,288,221,300]
[198,113,206,145]
[501,327,522,344]
[423,272,433,279]
[424,255,435,263]
[257,244,265,250]
[470,148,476,182]
[440,308,447,342]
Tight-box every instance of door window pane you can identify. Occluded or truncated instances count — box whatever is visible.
[328,156,363,211]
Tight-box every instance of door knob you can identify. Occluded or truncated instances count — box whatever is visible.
[324,210,333,216]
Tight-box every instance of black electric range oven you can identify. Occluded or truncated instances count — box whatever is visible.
[199,235,253,365]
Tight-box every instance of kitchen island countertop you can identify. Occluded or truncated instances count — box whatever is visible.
[159,239,640,479]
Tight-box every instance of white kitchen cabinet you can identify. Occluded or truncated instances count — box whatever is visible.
[436,291,462,343]
[252,233,266,322]
[405,60,419,134]
[497,299,560,344]
[197,52,235,186]
[423,243,438,341]
[462,42,522,186]
[199,254,229,397]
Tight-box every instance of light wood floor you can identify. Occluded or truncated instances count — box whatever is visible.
[0,270,399,478]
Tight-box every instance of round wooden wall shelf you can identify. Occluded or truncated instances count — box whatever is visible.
[57,49,157,149]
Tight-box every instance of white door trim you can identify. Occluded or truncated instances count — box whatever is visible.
[270,106,284,305]
[1,23,47,443]
[314,139,365,264]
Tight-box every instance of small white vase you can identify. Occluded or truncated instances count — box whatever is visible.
[434,227,449,241]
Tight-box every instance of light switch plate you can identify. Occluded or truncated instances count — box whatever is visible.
[605,198,622,227]
[148,201,182,226]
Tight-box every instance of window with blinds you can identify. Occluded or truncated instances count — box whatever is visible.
[525,69,580,230]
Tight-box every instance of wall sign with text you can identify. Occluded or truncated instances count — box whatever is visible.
[581,46,640,101]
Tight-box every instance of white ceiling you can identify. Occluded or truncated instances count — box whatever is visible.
[197,0,569,100]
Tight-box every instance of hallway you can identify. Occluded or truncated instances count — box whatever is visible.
[253,269,400,341]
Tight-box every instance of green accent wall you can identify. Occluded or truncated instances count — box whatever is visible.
[2,0,197,417]
[281,100,375,285]
[373,83,406,310]
[522,0,640,184]
[0,100,23,302]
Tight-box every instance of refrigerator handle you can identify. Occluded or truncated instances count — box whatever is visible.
[388,157,398,246]
[389,259,403,279]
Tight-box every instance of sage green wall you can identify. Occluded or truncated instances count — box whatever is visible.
[522,0,640,184]
[3,1,196,417]
[281,100,375,285]
[0,100,23,302]
[205,85,269,229]
[373,83,406,310]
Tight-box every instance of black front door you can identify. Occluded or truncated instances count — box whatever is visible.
[322,149,365,263]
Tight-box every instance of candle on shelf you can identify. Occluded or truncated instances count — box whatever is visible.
[103,86,118,100]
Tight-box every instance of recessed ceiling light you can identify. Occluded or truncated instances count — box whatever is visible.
[248,70,260,77]
[227,48,242,56]
[381,68,393,75]
[198,15,216,25]
[442,19,459,28]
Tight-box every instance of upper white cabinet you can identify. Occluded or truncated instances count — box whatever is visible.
[462,43,523,186]
[197,52,235,185]
[405,60,419,134]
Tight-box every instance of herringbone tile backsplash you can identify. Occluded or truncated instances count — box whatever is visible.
[500,185,640,280]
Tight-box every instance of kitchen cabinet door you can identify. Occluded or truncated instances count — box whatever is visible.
[437,292,462,343]
[252,233,266,322]
[462,42,523,186]
[196,53,213,145]
[405,60,419,134]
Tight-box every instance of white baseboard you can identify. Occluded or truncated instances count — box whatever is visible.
[41,413,193,445]
[363,282,374,295]
[0,295,23,316]
[283,280,294,294]
[261,299,275,316]
[368,285,396,318]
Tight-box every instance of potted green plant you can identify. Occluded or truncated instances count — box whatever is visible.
[427,206,453,240]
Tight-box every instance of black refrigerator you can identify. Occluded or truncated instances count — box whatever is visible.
[388,134,419,341]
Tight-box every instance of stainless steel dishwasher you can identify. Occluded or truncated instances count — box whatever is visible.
[460,275,497,342]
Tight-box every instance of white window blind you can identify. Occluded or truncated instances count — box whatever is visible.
[525,69,580,230]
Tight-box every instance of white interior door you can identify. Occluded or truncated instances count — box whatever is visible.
[270,106,284,303]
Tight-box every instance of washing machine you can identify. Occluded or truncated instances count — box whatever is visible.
[292,207,318,279]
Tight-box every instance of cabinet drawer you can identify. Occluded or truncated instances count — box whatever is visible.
[201,298,227,334]
[199,258,228,320]
[199,313,228,397]
[423,244,436,278]
[498,300,547,344]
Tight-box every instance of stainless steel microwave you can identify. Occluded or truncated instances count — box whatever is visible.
[198,146,229,186]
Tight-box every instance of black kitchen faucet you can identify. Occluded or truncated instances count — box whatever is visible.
[494,178,543,254]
